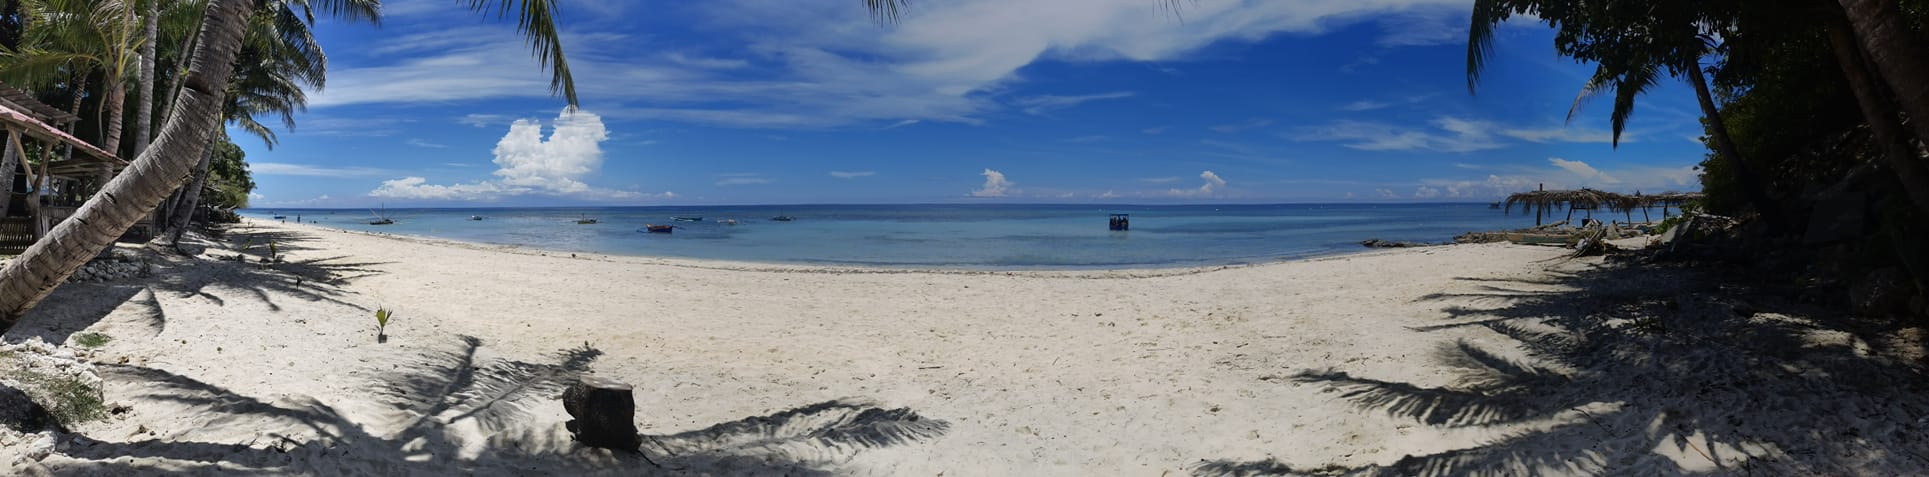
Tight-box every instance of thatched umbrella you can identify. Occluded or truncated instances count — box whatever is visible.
[1505,188,1623,226]
[1641,192,1702,217]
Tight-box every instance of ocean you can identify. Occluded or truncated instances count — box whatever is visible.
[239,203,1544,269]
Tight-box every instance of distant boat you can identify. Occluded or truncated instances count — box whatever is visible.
[469,215,484,221]
[271,213,286,220]
[369,205,395,225]
[643,224,674,233]
[718,219,738,226]
[1489,202,1502,209]
[673,216,703,222]
[576,218,599,225]
[770,214,794,222]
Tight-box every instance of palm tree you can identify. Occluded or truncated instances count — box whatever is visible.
[0,0,577,324]
[1,0,145,158]
[1834,0,1929,151]
[133,0,155,156]
[1467,0,1786,230]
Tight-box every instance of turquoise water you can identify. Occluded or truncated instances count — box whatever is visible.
[240,204,1537,269]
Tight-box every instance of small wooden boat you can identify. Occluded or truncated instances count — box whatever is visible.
[369,204,395,225]
[271,214,287,220]
[644,224,674,233]
[673,216,703,222]
[369,218,394,225]
[770,215,794,222]
[718,219,738,226]
[576,218,599,224]
[469,215,484,221]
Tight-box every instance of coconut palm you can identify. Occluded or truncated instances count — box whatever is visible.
[0,0,577,324]
[1,0,145,158]
[1467,0,1788,231]
[1834,0,1929,150]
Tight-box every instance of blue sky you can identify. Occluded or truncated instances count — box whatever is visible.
[245,0,1710,208]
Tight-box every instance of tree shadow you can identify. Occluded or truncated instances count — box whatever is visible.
[4,283,150,345]
[1195,258,1929,476]
[41,334,949,475]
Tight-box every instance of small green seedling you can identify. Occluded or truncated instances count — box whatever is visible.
[375,306,395,343]
[73,332,111,349]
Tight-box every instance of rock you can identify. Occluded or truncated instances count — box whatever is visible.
[0,384,52,433]
[561,376,640,451]
[1360,239,1430,248]
[1849,267,1912,317]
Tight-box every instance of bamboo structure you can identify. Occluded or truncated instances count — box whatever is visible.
[0,82,132,252]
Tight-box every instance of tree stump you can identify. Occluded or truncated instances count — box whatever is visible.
[561,375,640,451]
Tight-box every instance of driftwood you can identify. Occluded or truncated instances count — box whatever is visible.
[562,375,641,451]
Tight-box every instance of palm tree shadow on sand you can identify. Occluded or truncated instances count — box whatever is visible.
[1194,257,1929,476]
[42,334,948,476]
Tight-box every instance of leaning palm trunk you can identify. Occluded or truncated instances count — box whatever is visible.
[1685,56,1784,232]
[1838,0,1929,149]
[0,0,256,325]
[1828,20,1929,214]
[165,135,216,246]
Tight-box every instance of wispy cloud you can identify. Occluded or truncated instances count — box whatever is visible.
[830,171,876,179]
[1210,118,1274,134]
[970,168,1015,198]
[459,113,508,128]
[253,162,395,178]
[1011,91,1135,115]
[1340,100,1391,112]
[1500,127,1624,144]
[883,119,922,130]
[1290,117,1503,153]
[1140,176,1182,184]
[716,177,773,186]
[1065,135,1110,143]
[406,139,450,149]
[1141,126,1168,135]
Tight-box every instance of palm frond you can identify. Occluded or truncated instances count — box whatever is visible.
[1465,0,1507,94]
[1608,63,1659,148]
[865,0,907,24]
[1565,66,1613,124]
[466,0,575,107]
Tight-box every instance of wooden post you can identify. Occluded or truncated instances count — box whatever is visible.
[561,376,641,451]
[0,130,18,219]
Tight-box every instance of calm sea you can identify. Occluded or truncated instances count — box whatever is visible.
[239,204,1540,269]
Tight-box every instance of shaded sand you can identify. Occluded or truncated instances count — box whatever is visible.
[3,218,1927,475]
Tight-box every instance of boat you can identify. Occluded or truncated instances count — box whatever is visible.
[718,219,738,226]
[770,214,794,222]
[576,218,599,225]
[369,205,395,225]
[673,216,703,222]
[1489,202,1502,209]
[643,224,674,233]
[271,213,286,220]
[469,215,484,221]
[1108,213,1130,231]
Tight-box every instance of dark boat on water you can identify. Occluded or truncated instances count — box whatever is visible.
[644,224,674,233]
[673,216,703,222]
[770,214,794,222]
[369,218,394,225]
[469,215,484,221]
[576,218,599,224]
[1108,214,1130,231]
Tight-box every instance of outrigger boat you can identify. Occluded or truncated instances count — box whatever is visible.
[369,205,395,225]
[718,219,738,226]
[576,218,599,224]
[644,224,674,233]
[673,216,703,222]
[770,213,794,222]
[469,215,484,221]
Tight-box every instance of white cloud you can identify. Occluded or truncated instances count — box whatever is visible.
[1341,100,1391,112]
[259,194,334,207]
[1140,176,1182,184]
[249,192,266,200]
[830,171,876,179]
[253,162,394,178]
[406,139,449,149]
[1097,190,1119,199]
[1376,188,1398,199]
[970,168,1015,198]
[315,0,1475,128]
[884,119,921,129]
[1414,186,1442,199]
[459,114,507,128]
[1548,157,1621,185]
[1454,163,1483,169]
[1141,126,1168,135]
[1011,91,1135,115]
[1211,118,1274,134]
[1167,170,1228,198]
[716,177,773,186]
[1502,127,1623,144]
[1291,116,1503,153]
[371,108,661,201]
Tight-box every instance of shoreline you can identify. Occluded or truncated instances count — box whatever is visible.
[239,217,1429,278]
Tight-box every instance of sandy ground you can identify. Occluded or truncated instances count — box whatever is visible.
[2,218,1926,476]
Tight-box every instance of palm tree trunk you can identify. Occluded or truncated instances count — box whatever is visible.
[0,0,255,325]
[101,78,126,156]
[135,0,158,156]
[1838,0,1929,149]
[0,132,18,219]
[1685,57,1786,232]
[1828,19,1929,213]
[165,134,215,246]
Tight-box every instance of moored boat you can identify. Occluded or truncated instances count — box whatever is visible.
[577,218,599,224]
[718,219,738,225]
[770,215,794,222]
[369,218,394,225]
[644,224,674,233]
[469,215,484,221]
[673,216,703,222]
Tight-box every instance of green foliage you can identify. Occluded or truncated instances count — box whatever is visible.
[72,332,111,349]
[375,306,395,340]
[1,362,105,427]
[206,139,256,210]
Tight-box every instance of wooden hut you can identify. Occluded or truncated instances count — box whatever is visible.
[0,82,133,254]
[1503,188,1625,226]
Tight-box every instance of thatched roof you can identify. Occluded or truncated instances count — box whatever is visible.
[1640,191,1701,207]
[1503,188,1625,216]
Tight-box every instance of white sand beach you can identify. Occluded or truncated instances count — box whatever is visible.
[2,218,1925,476]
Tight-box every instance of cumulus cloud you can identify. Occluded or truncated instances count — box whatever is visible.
[1168,170,1228,198]
[1376,188,1399,199]
[371,109,666,201]
[830,171,876,179]
[1414,186,1442,199]
[970,168,1015,198]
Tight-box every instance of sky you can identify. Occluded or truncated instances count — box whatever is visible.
[244,0,1712,208]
